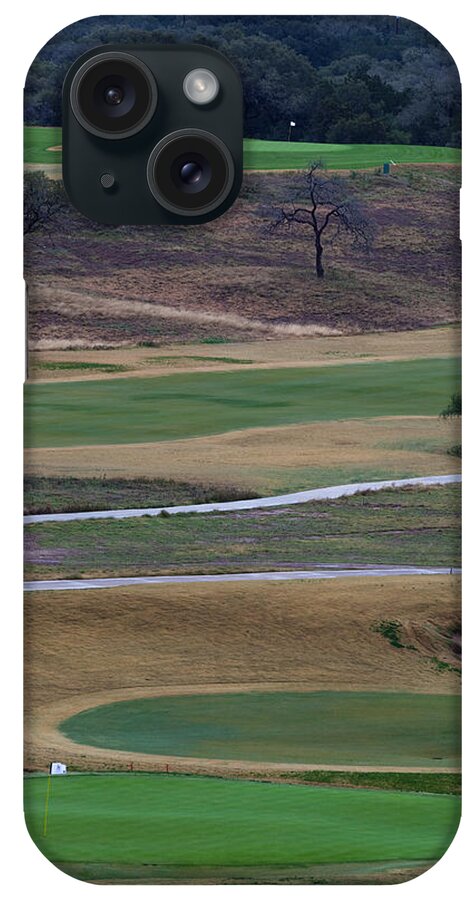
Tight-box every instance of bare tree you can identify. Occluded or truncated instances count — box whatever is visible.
[270,162,375,278]
[24,171,65,235]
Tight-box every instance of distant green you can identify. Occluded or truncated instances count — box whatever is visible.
[243,139,461,170]
[24,126,62,164]
[24,127,462,170]
[24,773,460,869]
[24,357,460,448]
[60,691,461,768]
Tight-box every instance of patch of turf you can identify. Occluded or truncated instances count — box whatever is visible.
[24,773,461,870]
[373,620,416,650]
[145,355,253,365]
[276,771,461,795]
[34,361,128,373]
[24,126,62,164]
[59,691,460,768]
[429,657,462,676]
[24,484,461,579]
[24,357,461,448]
[23,475,258,515]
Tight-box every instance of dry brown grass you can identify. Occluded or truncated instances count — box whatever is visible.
[25,415,461,491]
[24,163,62,180]
[25,168,460,347]
[29,326,460,382]
[24,575,460,771]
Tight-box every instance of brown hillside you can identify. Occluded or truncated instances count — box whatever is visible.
[25,167,460,348]
[25,575,460,771]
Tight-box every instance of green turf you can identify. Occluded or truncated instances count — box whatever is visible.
[24,357,460,448]
[24,127,462,170]
[24,126,62,164]
[24,773,460,870]
[60,691,460,768]
[276,771,461,795]
[34,361,128,373]
[24,485,461,579]
[243,139,461,170]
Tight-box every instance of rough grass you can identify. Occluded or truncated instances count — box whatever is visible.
[23,774,461,874]
[27,326,460,382]
[24,485,461,580]
[25,166,460,345]
[275,771,461,794]
[24,357,461,449]
[24,474,258,515]
[25,415,461,494]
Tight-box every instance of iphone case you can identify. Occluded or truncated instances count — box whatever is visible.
[24,14,461,885]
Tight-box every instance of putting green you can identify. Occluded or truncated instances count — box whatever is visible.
[24,773,460,870]
[60,691,461,768]
[24,357,460,448]
[243,138,461,170]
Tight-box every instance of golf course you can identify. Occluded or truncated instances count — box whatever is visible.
[23,11,463,883]
[24,125,462,171]
[24,773,460,883]
[24,134,461,884]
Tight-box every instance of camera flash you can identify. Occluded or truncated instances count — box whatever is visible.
[183,69,219,105]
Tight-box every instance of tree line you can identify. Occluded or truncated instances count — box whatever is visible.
[25,15,460,147]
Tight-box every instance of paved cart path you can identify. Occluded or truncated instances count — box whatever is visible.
[24,473,461,525]
[24,565,460,592]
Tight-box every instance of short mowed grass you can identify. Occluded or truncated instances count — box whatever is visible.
[24,127,462,170]
[59,691,460,768]
[243,139,461,171]
[24,126,62,164]
[24,773,460,872]
[24,357,460,448]
[24,485,461,579]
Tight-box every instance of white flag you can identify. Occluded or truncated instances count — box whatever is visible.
[50,762,67,775]
[290,121,296,127]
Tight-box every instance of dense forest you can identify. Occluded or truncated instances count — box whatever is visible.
[25,15,461,147]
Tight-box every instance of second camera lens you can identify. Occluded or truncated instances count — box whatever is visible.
[180,162,202,185]
[147,130,235,216]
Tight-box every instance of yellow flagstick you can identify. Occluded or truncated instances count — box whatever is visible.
[43,774,52,837]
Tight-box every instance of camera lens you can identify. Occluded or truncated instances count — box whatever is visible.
[104,86,124,106]
[180,162,202,185]
[70,52,158,139]
[147,130,234,216]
